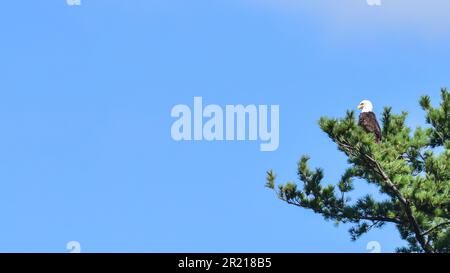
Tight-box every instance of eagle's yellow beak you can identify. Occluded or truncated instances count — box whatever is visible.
[357,104,364,110]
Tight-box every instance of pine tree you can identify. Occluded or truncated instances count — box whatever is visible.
[266,89,450,253]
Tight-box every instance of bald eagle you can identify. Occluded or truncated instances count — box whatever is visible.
[357,100,382,143]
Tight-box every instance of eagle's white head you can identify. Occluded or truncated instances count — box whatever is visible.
[357,100,373,113]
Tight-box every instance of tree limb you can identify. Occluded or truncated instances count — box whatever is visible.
[335,138,434,253]
[422,221,450,237]
[282,199,403,225]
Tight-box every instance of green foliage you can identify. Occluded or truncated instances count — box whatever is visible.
[267,88,450,253]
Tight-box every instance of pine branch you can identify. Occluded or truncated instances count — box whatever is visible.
[422,221,450,237]
[279,194,402,225]
[334,138,434,253]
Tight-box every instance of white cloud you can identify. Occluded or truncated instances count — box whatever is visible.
[243,0,450,37]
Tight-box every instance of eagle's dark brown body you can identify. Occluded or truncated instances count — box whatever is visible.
[358,112,382,143]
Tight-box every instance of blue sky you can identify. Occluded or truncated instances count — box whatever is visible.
[1,0,450,253]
